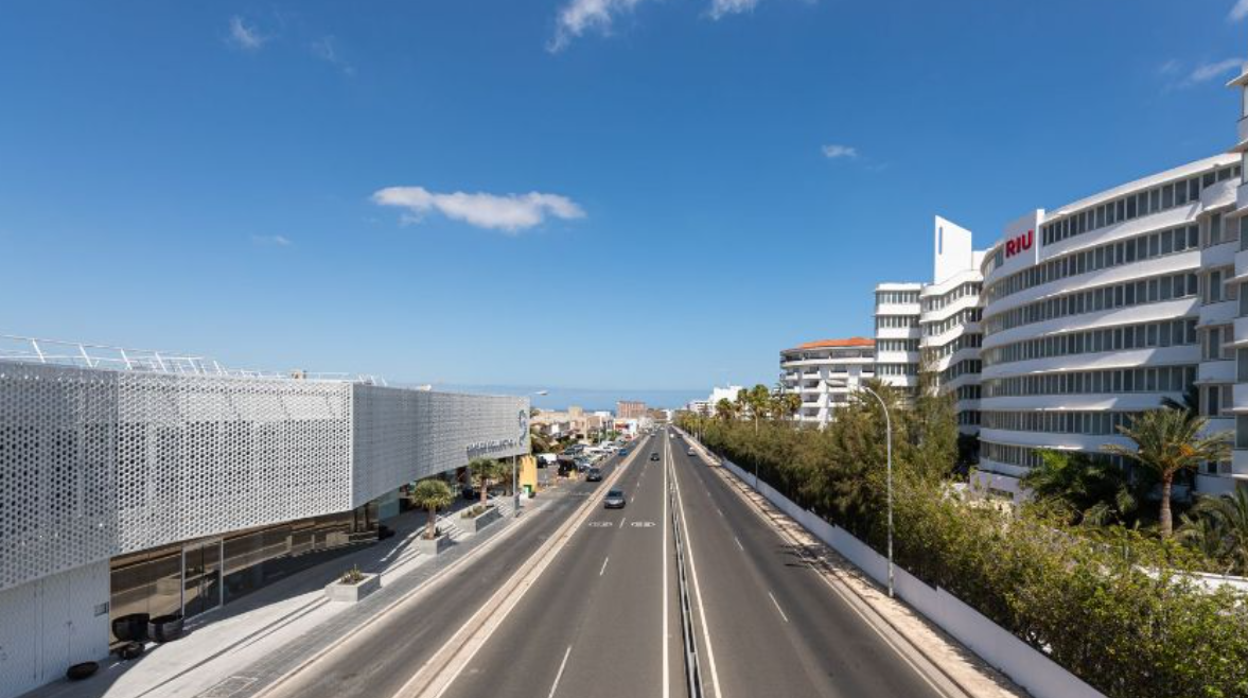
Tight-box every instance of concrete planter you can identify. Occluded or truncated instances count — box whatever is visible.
[325,573,380,603]
[417,533,451,556]
[462,505,502,533]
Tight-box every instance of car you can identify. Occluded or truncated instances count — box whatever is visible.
[687,448,696,456]
[461,484,478,500]
[603,489,626,509]
[619,448,630,456]
[649,453,660,461]
[586,467,603,482]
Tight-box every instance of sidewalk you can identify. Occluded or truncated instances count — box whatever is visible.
[22,489,563,698]
[680,431,1027,698]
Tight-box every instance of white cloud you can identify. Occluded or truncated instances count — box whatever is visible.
[1183,58,1242,87]
[252,235,293,246]
[227,16,266,51]
[549,0,647,52]
[371,187,585,233]
[709,0,759,19]
[821,144,858,159]
[312,36,356,76]
[1231,0,1248,21]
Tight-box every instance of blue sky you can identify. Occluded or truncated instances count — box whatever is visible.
[1,1,1246,406]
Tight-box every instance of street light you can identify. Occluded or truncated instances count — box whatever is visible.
[829,379,894,598]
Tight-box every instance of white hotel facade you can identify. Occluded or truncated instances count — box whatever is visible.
[976,151,1243,499]
[0,339,529,698]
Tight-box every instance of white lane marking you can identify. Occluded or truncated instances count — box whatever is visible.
[619,516,626,528]
[767,591,790,623]
[717,507,723,517]
[733,536,744,552]
[548,645,572,698]
[662,432,670,698]
[711,465,962,698]
[600,556,610,577]
[671,435,724,698]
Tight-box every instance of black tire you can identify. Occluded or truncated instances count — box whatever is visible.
[66,662,98,681]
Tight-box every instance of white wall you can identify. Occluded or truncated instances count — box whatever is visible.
[0,561,109,698]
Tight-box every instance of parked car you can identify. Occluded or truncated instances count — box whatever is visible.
[586,467,603,482]
[461,484,478,500]
[603,489,626,509]
[619,448,630,456]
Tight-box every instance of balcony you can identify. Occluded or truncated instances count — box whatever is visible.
[1199,299,1237,328]
[1198,360,1236,384]
[1201,177,1237,211]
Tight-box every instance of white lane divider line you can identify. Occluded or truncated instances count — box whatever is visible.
[733,536,744,552]
[662,436,670,698]
[716,507,724,517]
[600,556,610,577]
[619,517,626,529]
[548,645,572,698]
[768,591,790,624]
[671,437,724,698]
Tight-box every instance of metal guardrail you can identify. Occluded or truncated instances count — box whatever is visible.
[670,476,705,698]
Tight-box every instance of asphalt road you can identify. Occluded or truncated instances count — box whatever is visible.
[439,430,683,698]
[668,430,948,698]
[276,428,957,698]
[439,427,952,698]
[265,437,653,698]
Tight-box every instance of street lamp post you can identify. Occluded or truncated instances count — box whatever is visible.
[830,380,894,598]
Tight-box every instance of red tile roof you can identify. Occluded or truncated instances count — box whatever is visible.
[792,337,875,350]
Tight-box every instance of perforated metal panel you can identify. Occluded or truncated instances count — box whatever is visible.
[0,363,118,592]
[352,386,528,506]
[2,360,526,595]
[114,372,353,554]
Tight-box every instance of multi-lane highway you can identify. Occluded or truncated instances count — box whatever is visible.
[270,428,963,698]
[438,427,954,698]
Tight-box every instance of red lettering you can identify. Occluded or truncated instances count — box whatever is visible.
[1004,229,1034,259]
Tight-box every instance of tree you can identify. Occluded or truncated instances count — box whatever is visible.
[1187,489,1248,574]
[1103,409,1231,538]
[714,398,738,422]
[410,479,454,540]
[468,457,507,505]
[1021,450,1144,527]
[770,389,801,422]
[1160,382,1200,419]
[737,384,772,433]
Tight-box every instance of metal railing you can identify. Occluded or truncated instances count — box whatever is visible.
[0,334,386,385]
[670,477,705,698]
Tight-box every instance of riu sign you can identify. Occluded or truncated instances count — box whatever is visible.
[1005,229,1033,258]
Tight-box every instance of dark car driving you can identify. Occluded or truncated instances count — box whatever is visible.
[604,489,626,509]
[649,453,660,461]
[586,467,603,482]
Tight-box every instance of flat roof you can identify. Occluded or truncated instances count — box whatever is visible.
[785,337,875,352]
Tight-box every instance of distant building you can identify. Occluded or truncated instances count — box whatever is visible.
[687,385,746,415]
[779,337,876,427]
[873,282,923,397]
[616,400,647,419]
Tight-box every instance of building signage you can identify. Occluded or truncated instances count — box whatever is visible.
[467,438,518,456]
[1004,229,1033,258]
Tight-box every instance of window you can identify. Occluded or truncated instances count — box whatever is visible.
[1211,213,1224,246]
[1210,270,1224,303]
[1239,349,1248,382]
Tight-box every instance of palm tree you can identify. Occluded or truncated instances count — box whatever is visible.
[1160,382,1200,419]
[1190,489,1248,573]
[714,398,737,422]
[1103,409,1231,538]
[530,427,554,454]
[737,384,771,433]
[410,479,455,540]
[468,457,507,506]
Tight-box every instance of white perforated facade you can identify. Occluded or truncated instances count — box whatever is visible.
[0,358,527,698]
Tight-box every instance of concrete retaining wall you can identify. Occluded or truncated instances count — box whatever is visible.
[715,455,1105,698]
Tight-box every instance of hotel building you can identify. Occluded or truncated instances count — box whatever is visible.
[976,153,1242,500]
[779,338,876,427]
[0,337,529,698]
[919,216,986,434]
[873,283,922,396]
